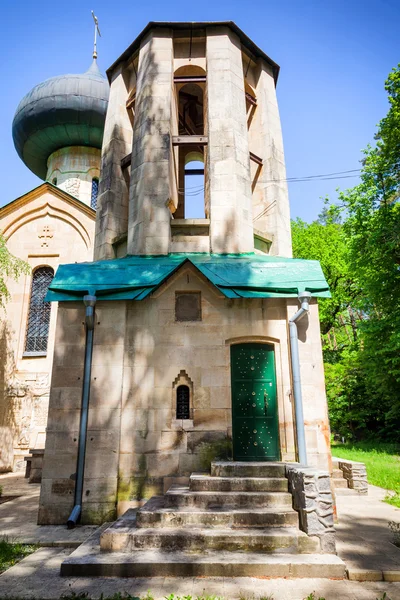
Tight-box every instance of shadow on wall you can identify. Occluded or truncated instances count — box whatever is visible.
[213,208,247,255]
[127,39,173,255]
[0,320,24,472]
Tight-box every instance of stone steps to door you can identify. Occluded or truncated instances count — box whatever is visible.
[101,525,320,554]
[165,485,293,509]
[136,500,299,529]
[189,473,288,492]
[211,461,286,478]
[61,462,347,579]
[62,542,346,579]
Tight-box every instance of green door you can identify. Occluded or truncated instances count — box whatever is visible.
[231,343,279,461]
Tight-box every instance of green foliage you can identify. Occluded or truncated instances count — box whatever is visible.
[291,215,357,335]
[0,538,37,574]
[332,442,400,507]
[303,594,325,600]
[0,232,30,308]
[197,438,233,470]
[292,63,400,443]
[165,595,222,600]
[0,485,3,497]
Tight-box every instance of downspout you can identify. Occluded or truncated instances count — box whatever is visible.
[289,291,311,466]
[67,294,96,529]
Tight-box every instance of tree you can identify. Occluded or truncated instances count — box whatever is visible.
[291,215,359,338]
[0,232,30,308]
[293,64,400,441]
[336,65,400,436]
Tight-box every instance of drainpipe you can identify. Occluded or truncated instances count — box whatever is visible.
[289,291,311,466]
[67,295,96,529]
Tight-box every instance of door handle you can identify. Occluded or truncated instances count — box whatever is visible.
[264,390,268,414]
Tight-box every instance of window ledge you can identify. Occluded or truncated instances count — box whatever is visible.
[22,352,47,358]
[171,219,210,237]
[171,419,194,431]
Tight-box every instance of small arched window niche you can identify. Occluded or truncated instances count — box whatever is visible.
[91,178,99,210]
[176,385,190,419]
[24,266,54,356]
[172,370,194,423]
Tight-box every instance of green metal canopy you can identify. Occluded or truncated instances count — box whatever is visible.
[46,253,330,302]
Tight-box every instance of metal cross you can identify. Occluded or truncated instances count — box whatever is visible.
[91,11,101,59]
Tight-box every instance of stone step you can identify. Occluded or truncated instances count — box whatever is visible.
[165,485,293,509]
[61,528,346,579]
[136,497,299,529]
[211,461,286,478]
[190,473,289,492]
[100,525,320,554]
[332,478,348,489]
[334,487,361,496]
[332,468,344,478]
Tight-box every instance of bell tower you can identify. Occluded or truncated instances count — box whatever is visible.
[94,22,292,259]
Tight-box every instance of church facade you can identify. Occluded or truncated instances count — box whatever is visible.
[0,58,109,472]
[33,22,332,526]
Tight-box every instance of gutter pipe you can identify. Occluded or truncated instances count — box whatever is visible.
[67,294,96,529]
[289,291,311,466]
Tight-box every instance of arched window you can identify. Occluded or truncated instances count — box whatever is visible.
[24,267,54,355]
[184,157,205,218]
[176,385,190,419]
[91,178,99,210]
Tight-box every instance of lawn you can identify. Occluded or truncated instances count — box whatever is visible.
[0,538,37,574]
[332,441,400,508]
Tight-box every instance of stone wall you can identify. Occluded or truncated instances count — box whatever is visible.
[46,147,101,207]
[0,185,95,472]
[206,27,254,254]
[98,24,294,259]
[39,263,332,523]
[285,464,336,553]
[334,457,368,494]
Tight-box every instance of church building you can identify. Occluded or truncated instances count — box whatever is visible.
[0,57,109,472]
[32,22,332,526]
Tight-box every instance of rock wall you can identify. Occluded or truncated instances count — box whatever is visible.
[335,457,368,494]
[285,463,336,553]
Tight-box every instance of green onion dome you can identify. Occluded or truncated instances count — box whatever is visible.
[12,59,109,180]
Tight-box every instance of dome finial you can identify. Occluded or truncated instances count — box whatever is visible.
[91,10,101,60]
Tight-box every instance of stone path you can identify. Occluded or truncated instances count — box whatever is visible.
[0,548,399,600]
[0,473,400,598]
[0,473,96,546]
[335,484,400,579]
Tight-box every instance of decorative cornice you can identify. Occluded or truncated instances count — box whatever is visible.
[0,183,96,221]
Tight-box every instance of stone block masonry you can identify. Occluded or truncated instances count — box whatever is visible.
[285,463,336,553]
[333,457,368,494]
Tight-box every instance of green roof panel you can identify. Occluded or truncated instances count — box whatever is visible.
[46,253,330,302]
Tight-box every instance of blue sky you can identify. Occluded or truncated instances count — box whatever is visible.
[1,0,398,221]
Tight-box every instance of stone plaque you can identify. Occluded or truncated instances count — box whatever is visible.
[175,292,201,321]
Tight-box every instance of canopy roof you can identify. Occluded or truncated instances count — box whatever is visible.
[46,254,330,302]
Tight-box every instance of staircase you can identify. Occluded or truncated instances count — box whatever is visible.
[61,462,346,578]
[332,466,350,492]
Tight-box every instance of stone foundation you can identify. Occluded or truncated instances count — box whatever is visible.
[285,464,336,553]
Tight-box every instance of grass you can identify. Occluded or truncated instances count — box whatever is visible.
[0,537,37,574]
[332,441,400,508]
